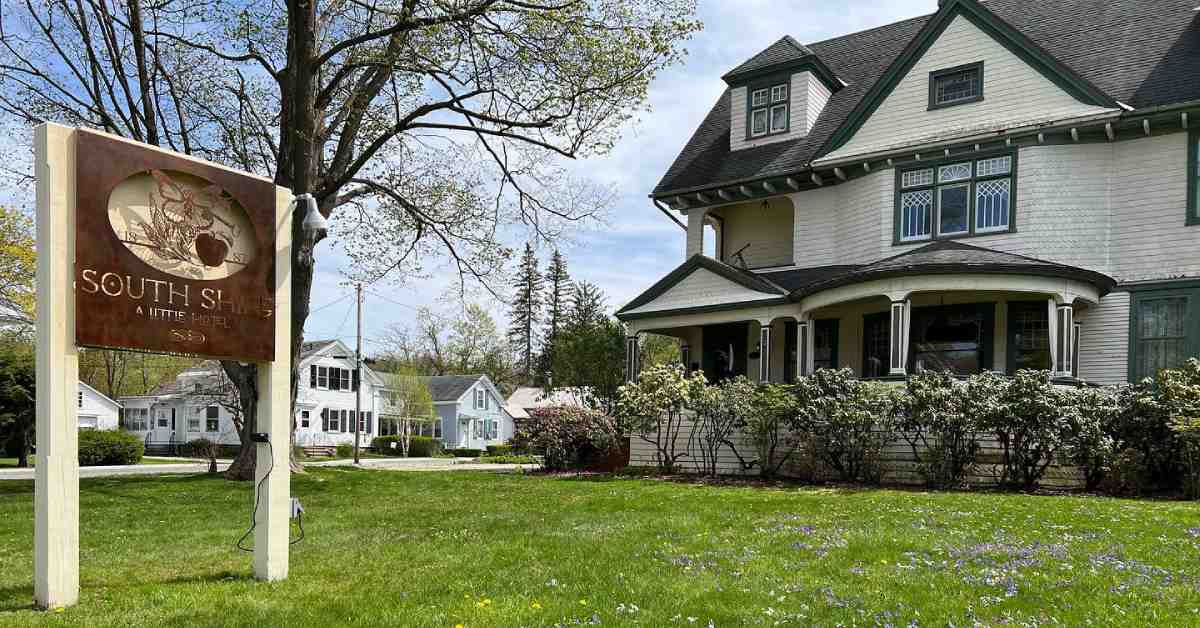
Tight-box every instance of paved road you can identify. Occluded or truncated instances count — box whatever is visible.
[0,456,537,481]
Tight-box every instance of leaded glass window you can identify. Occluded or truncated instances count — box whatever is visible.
[896,152,1014,243]
[931,63,983,108]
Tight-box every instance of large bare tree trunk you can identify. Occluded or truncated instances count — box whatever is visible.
[221,0,321,480]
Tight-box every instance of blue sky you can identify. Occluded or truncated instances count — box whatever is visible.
[271,1,938,356]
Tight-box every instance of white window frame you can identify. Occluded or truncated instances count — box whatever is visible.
[749,82,788,138]
[316,366,329,389]
[896,152,1014,244]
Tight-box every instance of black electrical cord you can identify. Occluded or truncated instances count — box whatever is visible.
[235,439,307,552]
[236,440,274,552]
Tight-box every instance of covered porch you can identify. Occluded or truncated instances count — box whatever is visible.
[617,242,1116,384]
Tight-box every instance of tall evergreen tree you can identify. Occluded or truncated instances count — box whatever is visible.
[568,281,607,330]
[540,250,571,382]
[508,243,544,380]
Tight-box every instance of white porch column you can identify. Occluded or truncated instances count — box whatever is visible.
[758,323,772,383]
[685,208,709,257]
[889,299,911,377]
[680,344,691,374]
[797,316,814,378]
[1046,299,1058,376]
[34,123,79,609]
[625,335,641,382]
[1054,304,1075,379]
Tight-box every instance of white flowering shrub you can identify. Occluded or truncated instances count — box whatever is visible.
[1061,386,1121,491]
[965,370,1071,489]
[687,376,756,476]
[615,363,706,473]
[1157,359,1200,499]
[897,371,979,488]
[793,368,900,484]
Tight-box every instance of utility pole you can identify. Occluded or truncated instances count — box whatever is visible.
[353,282,363,465]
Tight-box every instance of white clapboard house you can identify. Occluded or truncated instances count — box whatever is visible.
[614,0,1200,482]
[119,339,513,454]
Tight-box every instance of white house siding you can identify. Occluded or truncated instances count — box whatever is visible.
[805,72,832,135]
[294,352,388,448]
[823,14,1115,163]
[1075,292,1131,385]
[1110,134,1197,282]
[730,71,823,152]
[77,384,119,430]
[713,197,794,268]
[624,268,780,315]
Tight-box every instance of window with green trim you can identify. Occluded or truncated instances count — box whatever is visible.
[1129,286,1200,381]
[896,152,1015,243]
[929,62,983,109]
[748,82,788,138]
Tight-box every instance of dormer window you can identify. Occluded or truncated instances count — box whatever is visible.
[929,62,983,110]
[749,81,789,138]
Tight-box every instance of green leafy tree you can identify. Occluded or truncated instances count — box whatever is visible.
[0,206,34,326]
[508,244,543,381]
[550,316,626,415]
[0,341,35,467]
[1,0,700,479]
[386,366,436,458]
[640,333,681,370]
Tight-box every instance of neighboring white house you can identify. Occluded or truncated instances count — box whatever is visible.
[117,339,514,451]
[76,382,120,430]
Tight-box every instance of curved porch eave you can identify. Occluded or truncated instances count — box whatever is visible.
[622,301,801,336]
[796,272,1108,315]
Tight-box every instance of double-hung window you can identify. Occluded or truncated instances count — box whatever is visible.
[896,153,1014,243]
[748,82,788,138]
[205,406,220,432]
[1129,285,1199,381]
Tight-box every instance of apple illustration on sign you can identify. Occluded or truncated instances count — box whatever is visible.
[195,232,230,267]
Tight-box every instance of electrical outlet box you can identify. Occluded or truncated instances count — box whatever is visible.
[290,497,304,519]
[251,432,269,443]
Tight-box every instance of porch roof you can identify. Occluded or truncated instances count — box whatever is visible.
[619,242,1116,323]
[777,241,1118,300]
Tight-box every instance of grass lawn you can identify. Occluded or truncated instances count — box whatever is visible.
[0,457,200,468]
[0,470,1197,627]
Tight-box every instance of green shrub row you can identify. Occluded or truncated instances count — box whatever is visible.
[447,447,483,458]
[370,435,442,457]
[616,360,1200,497]
[475,454,537,464]
[78,430,143,466]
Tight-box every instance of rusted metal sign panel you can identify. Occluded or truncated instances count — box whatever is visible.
[74,129,277,361]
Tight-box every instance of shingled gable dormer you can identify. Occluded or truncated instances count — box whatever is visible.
[723,35,842,152]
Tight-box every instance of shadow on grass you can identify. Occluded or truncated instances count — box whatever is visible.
[0,584,34,614]
[159,570,253,587]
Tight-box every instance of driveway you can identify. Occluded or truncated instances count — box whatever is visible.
[0,456,537,480]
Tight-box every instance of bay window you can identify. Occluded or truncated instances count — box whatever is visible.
[896,152,1015,243]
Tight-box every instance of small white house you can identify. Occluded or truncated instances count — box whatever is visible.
[76,382,120,430]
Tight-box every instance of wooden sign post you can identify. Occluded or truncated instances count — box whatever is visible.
[34,123,294,609]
